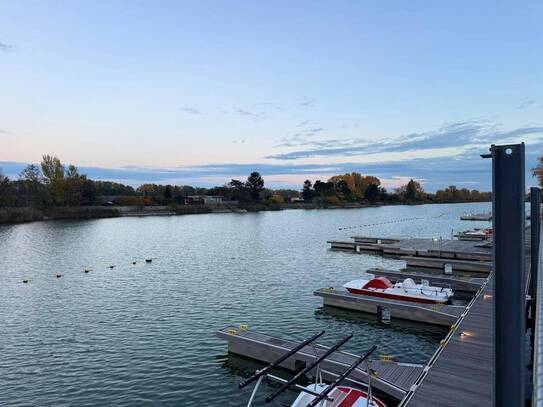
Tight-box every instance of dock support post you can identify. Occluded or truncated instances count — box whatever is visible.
[531,187,541,310]
[486,143,526,406]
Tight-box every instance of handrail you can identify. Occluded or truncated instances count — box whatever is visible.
[533,222,543,406]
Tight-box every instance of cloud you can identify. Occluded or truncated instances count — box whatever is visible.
[252,102,284,111]
[0,128,7,134]
[268,121,543,160]
[179,107,200,115]
[276,127,327,147]
[297,120,313,127]
[0,41,14,52]
[1,149,528,191]
[517,100,536,109]
[299,98,315,107]
[234,108,261,118]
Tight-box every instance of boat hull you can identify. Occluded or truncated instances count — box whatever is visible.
[345,287,449,304]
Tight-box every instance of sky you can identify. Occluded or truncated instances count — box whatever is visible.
[1,0,542,191]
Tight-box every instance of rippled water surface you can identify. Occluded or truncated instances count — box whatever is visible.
[0,202,491,406]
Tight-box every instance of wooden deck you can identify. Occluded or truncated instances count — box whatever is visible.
[314,288,464,326]
[400,276,494,406]
[329,237,492,262]
[216,325,424,400]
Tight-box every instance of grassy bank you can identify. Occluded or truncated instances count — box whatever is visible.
[0,199,491,225]
[0,207,120,224]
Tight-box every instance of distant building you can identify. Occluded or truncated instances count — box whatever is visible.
[184,195,224,205]
[288,196,304,203]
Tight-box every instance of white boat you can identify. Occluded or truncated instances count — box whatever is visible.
[291,383,386,407]
[343,276,453,304]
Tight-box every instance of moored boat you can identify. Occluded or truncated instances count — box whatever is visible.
[291,383,386,407]
[343,276,453,304]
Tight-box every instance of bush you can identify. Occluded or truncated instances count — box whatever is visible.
[0,208,44,224]
[321,196,341,205]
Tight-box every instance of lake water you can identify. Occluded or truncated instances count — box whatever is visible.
[0,202,492,406]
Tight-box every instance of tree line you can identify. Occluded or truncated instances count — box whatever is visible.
[0,155,491,209]
[301,172,491,204]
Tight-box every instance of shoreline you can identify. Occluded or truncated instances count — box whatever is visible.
[0,200,492,226]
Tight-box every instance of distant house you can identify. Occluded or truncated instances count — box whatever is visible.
[288,196,304,203]
[184,195,224,205]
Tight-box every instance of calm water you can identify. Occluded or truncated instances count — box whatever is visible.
[0,202,491,406]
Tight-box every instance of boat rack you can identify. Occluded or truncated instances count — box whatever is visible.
[238,329,378,406]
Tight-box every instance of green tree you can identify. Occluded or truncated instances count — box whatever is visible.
[0,170,12,207]
[19,164,46,207]
[41,154,65,205]
[246,171,264,200]
[364,183,380,202]
[229,179,250,202]
[164,185,173,200]
[302,180,314,201]
[335,180,351,196]
[64,164,85,206]
[405,179,423,201]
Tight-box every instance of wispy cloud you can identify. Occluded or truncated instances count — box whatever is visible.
[252,102,284,111]
[0,41,14,52]
[517,99,536,109]
[179,106,200,115]
[299,98,315,107]
[268,120,543,160]
[234,108,260,117]
[2,143,539,190]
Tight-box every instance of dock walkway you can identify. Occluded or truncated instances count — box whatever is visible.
[330,237,491,261]
[400,277,493,406]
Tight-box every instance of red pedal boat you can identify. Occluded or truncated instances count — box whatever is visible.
[343,276,453,304]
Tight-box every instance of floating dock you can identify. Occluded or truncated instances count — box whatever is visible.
[367,268,485,294]
[217,325,424,400]
[402,256,491,274]
[313,288,464,326]
[329,237,491,262]
[460,213,492,221]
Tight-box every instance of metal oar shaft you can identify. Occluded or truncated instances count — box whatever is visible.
[265,334,353,403]
[238,330,325,389]
[306,345,378,407]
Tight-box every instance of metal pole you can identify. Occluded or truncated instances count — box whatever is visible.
[487,143,526,406]
[531,187,541,306]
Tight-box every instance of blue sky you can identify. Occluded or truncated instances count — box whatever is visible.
[1,1,542,190]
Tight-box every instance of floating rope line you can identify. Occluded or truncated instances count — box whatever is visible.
[338,212,449,231]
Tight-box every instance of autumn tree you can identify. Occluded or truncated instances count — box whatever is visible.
[533,156,543,187]
[405,179,424,201]
[41,155,66,205]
